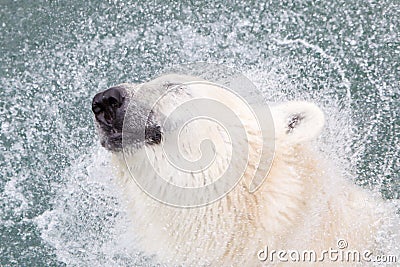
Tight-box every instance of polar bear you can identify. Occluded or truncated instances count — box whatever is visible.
[92,74,397,266]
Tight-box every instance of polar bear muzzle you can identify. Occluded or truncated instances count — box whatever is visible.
[92,85,163,151]
[92,86,128,151]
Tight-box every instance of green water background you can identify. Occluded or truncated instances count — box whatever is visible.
[1,0,399,265]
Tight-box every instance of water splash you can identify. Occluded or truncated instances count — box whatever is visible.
[1,0,398,265]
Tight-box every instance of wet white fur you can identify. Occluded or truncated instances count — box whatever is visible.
[109,75,396,266]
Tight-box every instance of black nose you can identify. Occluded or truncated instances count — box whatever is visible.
[92,86,126,127]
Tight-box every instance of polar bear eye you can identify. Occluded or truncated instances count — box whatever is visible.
[145,125,163,145]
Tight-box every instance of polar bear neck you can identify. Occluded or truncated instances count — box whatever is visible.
[110,142,320,265]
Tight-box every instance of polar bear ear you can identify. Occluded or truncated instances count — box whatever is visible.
[271,101,325,144]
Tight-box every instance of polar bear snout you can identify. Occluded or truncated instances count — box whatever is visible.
[92,86,128,150]
[92,84,164,151]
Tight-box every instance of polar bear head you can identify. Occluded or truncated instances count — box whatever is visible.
[92,74,324,148]
[92,74,329,264]
[92,74,325,206]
